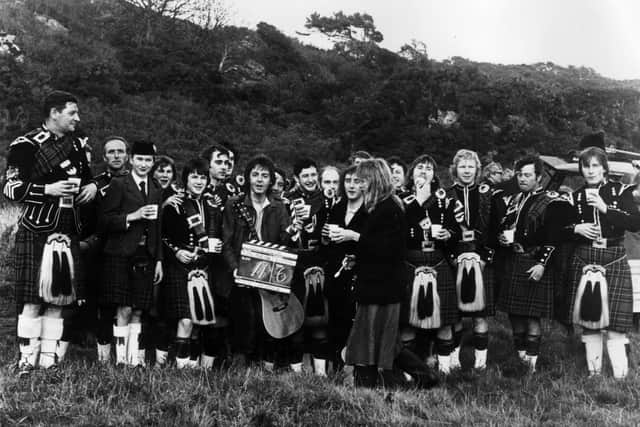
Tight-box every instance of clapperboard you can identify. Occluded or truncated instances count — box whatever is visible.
[236,240,298,294]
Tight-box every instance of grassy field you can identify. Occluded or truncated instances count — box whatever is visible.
[1,205,640,426]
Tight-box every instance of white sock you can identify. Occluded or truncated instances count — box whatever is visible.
[607,333,629,379]
[155,349,168,366]
[517,350,526,361]
[524,354,538,373]
[438,354,451,374]
[17,315,42,368]
[97,343,111,363]
[313,358,327,377]
[200,355,215,369]
[127,323,142,366]
[450,346,461,369]
[263,361,275,372]
[290,362,303,373]
[474,349,487,370]
[39,317,64,369]
[56,341,70,363]
[113,325,129,365]
[582,333,603,375]
[176,357,190,369]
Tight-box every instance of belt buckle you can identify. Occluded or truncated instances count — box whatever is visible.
[59,196,74,208]
[462,230,475,242]
[421,240,435,252]
[592,238,607,249]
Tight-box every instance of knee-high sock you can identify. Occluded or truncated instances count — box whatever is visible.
[450,328,463,369]
[436,337,454,374]
[17,315,42,368]
[582,332,603,375]
[127,323,142,366]
[113,325,129,365]
[607,331,629,379]
[473,331,489,369]
[40,317,64,369]
[524,334,541,372]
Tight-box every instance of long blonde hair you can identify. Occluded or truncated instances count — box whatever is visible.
[356,158,395,212]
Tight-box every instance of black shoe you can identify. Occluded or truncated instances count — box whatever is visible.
[354,365,378,388]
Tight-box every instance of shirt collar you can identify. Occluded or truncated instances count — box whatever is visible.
[131,173,147,188]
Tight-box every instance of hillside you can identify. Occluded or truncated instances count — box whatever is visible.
[1,0,639,172]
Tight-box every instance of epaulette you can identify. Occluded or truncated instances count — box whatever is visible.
[225,182,237,194]
[560,192,574,205]
[21,127,52,145]
[478,183,490,194]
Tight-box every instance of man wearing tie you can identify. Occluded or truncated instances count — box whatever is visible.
[98,141,163,366]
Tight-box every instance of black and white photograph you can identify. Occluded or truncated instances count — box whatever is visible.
[1,0,640,425]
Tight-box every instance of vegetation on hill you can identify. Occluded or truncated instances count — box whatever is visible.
[0,0,639,174]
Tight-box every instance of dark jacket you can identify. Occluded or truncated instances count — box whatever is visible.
[100,173,163,260]
[354,196,407,305]
[222,194,293,274]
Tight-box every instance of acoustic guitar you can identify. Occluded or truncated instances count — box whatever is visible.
[233,202,304,339]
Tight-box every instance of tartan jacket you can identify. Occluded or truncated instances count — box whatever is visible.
[2,125,92,233]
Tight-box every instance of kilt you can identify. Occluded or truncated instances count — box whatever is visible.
[345,302,400,370]
[403,249,459,327]
[567,244,633,333]
[99,246,154,310]
[162,258,214,321]
[497,251,553,318]
[458,254,496,317]
[12,210,84,306]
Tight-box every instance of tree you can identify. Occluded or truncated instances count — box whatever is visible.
[304,11,383,58]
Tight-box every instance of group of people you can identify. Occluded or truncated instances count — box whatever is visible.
[5,91,640,388]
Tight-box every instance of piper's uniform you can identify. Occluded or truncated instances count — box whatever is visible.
[285,187,332,374]
[162,194,225,368]
[402,188,461,369]
[496,188,563,366]
[446,182,496,369]
[561,182,640,377]
[4,125,92,369]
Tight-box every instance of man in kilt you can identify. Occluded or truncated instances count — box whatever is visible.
[162,158,226,368]
[286,158,331,375]
[446,149,496,371]
[4,91,97,374]
[559,143,640,378]
[79,136,130,362]
[496,155,565,372]
[98,141,163,366]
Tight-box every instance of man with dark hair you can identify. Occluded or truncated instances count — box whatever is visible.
[4,90,97,374]
[285,157,332,375]
[349,150,372,166]
[201,144,239,209]
[98,141,164,366]
[495,155,565,373]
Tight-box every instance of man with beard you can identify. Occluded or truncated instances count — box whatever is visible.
[5,91,96,374]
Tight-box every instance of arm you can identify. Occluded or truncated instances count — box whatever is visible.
[2,139,47,204]
[99,178,128,233]
[357,202,406,262]
[604,187,640,232]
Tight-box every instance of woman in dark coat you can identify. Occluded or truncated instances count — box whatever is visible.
[344,158,407,387]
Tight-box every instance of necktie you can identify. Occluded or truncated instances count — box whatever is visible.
[139,181,146,199]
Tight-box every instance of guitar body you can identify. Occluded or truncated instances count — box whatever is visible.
[260,289,304,338]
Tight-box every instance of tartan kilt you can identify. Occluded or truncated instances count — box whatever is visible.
[99,249,154,310]
[497,251,553,318]
[567,244,633,333]
[12,211,84,306]
[403,249,459,327]
[162,258,214,321]
[458,259,495,317]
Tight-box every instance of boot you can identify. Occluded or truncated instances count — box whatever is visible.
[113,325,129,365]
[354,365,378,388]
[582,333,603,376]
[17,315,42,375]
